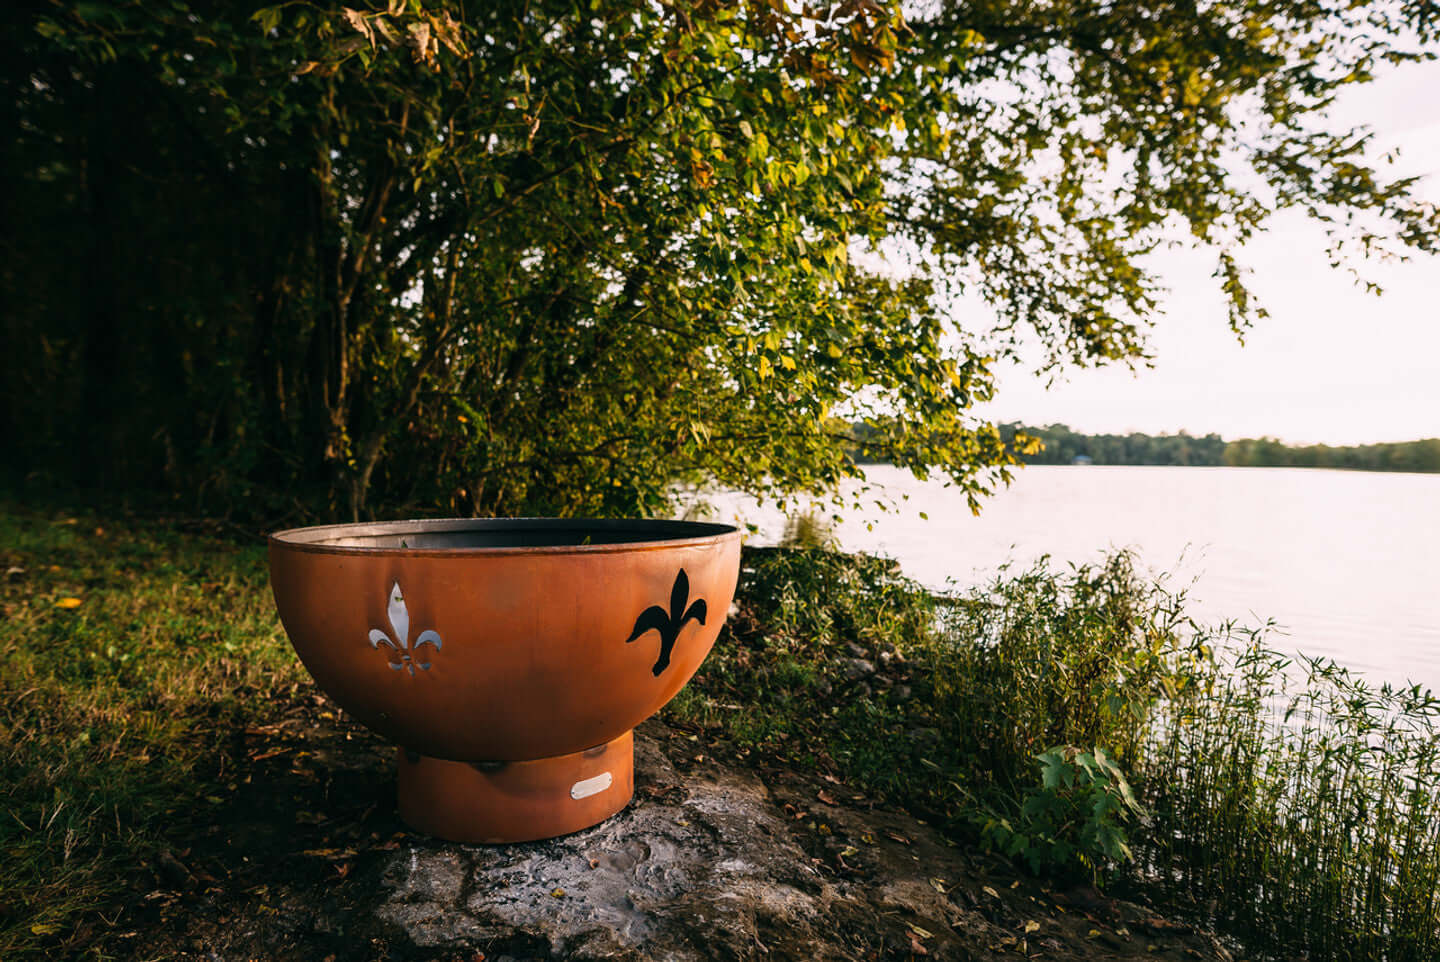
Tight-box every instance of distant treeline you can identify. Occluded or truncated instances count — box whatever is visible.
[1222,436,1440,473]
[990,424,1440,473]
[1000,423,1227,466]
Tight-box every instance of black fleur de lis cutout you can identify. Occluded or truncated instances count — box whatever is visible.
[626,569,707,677]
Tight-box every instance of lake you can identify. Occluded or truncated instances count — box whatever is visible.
[691,465,1440,690]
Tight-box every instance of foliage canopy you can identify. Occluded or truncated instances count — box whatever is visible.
[4,0,1437,517]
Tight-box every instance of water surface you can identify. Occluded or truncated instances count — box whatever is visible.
[694,465,1440,689]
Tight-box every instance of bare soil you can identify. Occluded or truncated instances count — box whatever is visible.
[118,701,1234,962]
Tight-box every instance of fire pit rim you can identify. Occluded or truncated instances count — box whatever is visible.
[269,516,742,558]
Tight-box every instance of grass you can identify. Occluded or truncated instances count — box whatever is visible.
[1139,644,1440,960]
[5,502,1440,961]
[0,504,308,957]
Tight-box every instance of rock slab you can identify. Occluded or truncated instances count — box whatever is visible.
[367,725,1233,961]
[146,720,1235,961]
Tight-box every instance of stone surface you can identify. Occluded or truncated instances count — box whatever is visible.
[138,719,1236,961]
[363,725,1233,961]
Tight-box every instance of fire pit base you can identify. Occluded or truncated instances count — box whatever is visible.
[396,730,635,843]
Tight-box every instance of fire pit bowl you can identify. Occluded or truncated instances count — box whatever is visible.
[268,518,741,843]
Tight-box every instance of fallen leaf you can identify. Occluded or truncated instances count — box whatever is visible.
[928,877,947,894]
[1136,916,1193,935]
[907,931,929,955]
[983,885,1000,899]
[884,830,911,845]
[30,922,60,935]
[550,887,565,898]
[155,850,195,890]
[55,597,82,609]
[1024,921,1040,933]
[909,924,933,939]
[816,790,837,805]
[839,845,860,858]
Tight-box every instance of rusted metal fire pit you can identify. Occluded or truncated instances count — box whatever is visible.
[268,518,741,843]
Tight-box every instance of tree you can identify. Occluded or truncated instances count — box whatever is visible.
[5,0,1437,519]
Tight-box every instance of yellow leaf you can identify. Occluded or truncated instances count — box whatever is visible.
[55,597,82,609]
[31,923,59,935]
[550,887,565,897]
[982,885,999,898]
[1024,921,1040,933]
[342,8,373,46]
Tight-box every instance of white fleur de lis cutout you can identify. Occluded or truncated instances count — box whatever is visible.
[369,582,442,675]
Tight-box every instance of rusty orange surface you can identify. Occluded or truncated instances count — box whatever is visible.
[268,519,742,763]
[397,731,634,843]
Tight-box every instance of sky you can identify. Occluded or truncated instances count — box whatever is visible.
[975,60,1440,446]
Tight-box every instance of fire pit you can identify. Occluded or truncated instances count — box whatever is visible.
[268,518,742,843]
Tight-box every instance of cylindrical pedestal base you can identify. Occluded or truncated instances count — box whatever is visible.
[396,730,635,843]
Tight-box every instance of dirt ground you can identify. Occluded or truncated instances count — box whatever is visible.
[112,699,1237,962]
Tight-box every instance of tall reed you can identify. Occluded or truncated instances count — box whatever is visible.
[925,552,1440,958]
[1135,639,1440,961]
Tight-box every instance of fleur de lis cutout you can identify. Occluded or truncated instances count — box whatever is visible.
[369,582,442,675]
[626,569,707,677]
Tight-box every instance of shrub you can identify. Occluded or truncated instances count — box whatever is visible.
[980,745,1146,882]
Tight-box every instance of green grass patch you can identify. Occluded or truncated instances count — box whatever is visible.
[0,505,305,957]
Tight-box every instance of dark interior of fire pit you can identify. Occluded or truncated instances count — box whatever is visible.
[272,518,737,551]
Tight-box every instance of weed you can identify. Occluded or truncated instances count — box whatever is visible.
[676,545,1440,961]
